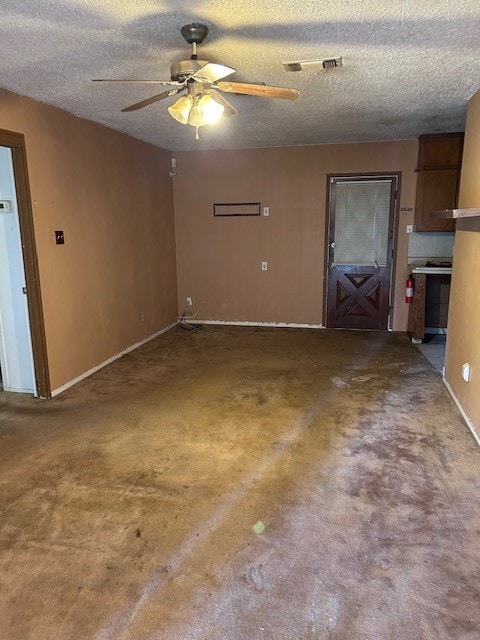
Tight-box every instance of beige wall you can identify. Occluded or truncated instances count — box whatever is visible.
[174,141,418,330]
[0,89,177,392]
[445,89,480,431]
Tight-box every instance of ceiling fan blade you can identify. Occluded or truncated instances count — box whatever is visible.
[121,88,183,112]
[215,82,300,100]
[93,79,183,86]
[191,62,236,83]
[207,90,238,118]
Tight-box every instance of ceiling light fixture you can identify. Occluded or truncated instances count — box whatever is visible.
[168,82,225,139]
[95,24,299,141]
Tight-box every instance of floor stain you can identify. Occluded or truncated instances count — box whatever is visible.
[0,326,478,640]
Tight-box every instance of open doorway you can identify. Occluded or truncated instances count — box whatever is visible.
[0,129,49,397]
[325,174,399,330]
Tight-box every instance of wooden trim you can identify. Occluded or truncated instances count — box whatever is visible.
[0,128,50,397]
[433,208,480,219]
[388,172,402,330]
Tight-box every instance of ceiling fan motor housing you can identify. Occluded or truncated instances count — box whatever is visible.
[170,59,210,82]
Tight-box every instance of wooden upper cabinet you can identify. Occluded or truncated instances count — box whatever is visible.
[415,170,459,231]
[414,132,464,232]
[417,132,464,170]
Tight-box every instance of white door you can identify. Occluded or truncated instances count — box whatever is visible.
[0,146,36,394]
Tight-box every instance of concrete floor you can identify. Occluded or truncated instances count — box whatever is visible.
[0,326,478,640]
[416,333,447,374]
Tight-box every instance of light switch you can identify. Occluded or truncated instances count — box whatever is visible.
[261,261,268,271]
[55,230,65,245]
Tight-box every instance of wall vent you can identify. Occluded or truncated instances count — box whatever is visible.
[283,57,342,72]
[214,202,261,217]
[322,57,342,69]
[283,62,303,72]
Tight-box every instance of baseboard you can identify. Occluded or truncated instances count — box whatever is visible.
[190,320,325,329]
[443,377,480,447]
[51,321,178,397]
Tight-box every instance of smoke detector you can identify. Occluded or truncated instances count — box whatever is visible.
[283,57,343,72]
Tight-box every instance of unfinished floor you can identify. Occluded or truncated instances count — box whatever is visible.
[0,326,478,640]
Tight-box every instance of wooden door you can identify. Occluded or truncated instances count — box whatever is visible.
[0,129,50,397]
[326,176,397,330]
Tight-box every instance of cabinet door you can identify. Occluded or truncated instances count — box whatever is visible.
[414,169,457,231]
[418,133,464,170]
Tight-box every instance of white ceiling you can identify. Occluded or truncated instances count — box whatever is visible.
[0,0,479,151]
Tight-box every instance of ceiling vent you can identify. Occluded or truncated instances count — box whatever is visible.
[283,57,342,72]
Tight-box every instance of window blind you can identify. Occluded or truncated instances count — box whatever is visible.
[333,180,392,266]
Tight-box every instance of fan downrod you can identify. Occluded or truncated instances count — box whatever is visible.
[180,23,208,45]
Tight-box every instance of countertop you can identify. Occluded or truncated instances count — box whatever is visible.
[412,266,452,275]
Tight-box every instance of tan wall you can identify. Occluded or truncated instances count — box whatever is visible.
[174,141,418,330]
[445,89,480,430]
[0,89,177,392]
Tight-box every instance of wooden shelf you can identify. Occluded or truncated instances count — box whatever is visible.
[434,208,480,219]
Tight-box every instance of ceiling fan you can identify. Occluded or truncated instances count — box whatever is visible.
[94,23,300,138]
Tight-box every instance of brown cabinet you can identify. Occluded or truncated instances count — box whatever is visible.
[415,169,459,232]
[417,133,463,170]
[414,133,464,232]
[407,272,452,342]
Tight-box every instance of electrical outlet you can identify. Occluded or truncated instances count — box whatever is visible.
[263,206,270,216]
[462,363,471,382]
[140,312,144,322]
[186,297,192,306]
[261,261,268,271]
[406,224,413,233]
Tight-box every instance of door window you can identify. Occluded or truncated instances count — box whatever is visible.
[333,180,392,266]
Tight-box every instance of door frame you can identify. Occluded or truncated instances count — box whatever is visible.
[0,128,50,397]
[324,172,402,330]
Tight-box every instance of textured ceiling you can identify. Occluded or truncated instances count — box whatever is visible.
[0,0,479,151]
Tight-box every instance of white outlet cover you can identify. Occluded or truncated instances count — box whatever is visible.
[462,363,471,382]
[406,224,413,233]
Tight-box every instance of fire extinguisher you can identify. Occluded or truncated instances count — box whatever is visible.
[405,274,414,303]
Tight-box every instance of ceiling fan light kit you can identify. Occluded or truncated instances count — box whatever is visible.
[167,95,192,125]
[190,97,223,126]
[168,91,225,126]
[94,23,299,139]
